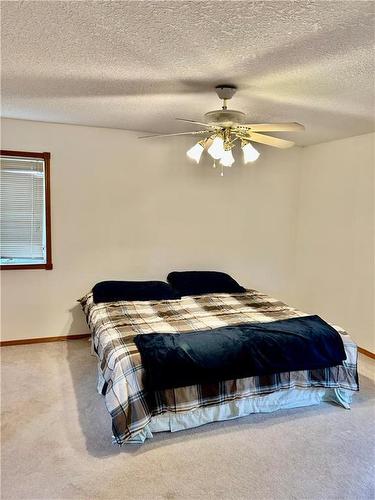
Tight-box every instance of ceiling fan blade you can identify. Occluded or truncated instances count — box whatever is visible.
[138,130,210,139]
[247,132,295,149]
[242,122,305,132]
[175,118,219,128]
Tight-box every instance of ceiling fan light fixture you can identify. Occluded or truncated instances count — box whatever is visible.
[139,86,304,175]
[220,148,235,167]
[207,135,225,160]
[242,141,260,163]
[186,140,205,163]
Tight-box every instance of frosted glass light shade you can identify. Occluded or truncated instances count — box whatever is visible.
[242,142,260,163]
[186,142,204,163]
[207,136,225,160]
[219,149,235,166]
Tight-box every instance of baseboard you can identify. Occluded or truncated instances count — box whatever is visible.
[1,334,374,360]
[0,333,90,347]
[358,346,375,360]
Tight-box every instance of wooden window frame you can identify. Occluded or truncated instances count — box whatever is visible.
[0,150,53,270]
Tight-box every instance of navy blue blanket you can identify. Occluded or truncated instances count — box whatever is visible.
[134,315,347,391]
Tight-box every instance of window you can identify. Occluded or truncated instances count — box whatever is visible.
[0,150,52,270]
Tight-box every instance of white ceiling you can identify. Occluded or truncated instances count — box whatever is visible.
[1,1,374,146]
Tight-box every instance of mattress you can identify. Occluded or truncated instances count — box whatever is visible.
[80,289,359,445]
[128,386,354,443]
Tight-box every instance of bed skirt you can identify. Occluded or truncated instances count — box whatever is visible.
[123,385,354,444]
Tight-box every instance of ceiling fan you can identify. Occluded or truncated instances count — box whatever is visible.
[139,85,305,175]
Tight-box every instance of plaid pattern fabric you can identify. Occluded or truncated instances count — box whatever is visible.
[80,290,358,445]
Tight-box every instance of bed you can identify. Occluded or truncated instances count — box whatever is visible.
[80,286,359,445]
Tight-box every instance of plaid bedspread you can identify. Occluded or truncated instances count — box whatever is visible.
[80,290,358,445]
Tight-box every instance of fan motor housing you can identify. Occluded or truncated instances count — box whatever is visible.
[204,109,246,127]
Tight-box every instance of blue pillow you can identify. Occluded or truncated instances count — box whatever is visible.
[92,281,181,303]
[167,271,245,296]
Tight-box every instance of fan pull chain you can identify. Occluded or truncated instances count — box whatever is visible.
[220,165,224,177]
[212,161,216,168]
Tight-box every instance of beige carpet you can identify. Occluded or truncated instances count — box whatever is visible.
[1,339,374,500]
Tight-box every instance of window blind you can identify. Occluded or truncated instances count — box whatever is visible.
[0,157,46,264]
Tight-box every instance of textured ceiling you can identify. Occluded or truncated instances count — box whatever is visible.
[1,1,374,146]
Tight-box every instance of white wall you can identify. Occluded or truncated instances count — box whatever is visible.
[1,118,300,341]
[293,133,374,352]
[1,119,373,351]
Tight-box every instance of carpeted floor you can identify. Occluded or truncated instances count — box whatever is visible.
[1,339,374,500]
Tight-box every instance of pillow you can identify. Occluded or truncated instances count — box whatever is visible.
[167,271,245,296]
[92,281,181,303]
